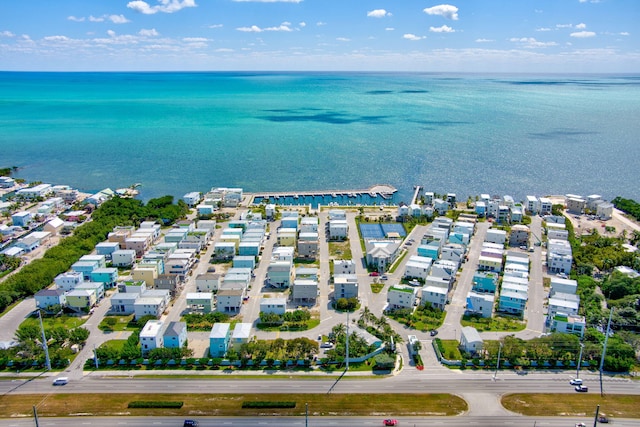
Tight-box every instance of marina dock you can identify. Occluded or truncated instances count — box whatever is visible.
[249,184,397,207]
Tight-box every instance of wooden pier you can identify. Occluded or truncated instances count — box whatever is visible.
[249,184,397,203]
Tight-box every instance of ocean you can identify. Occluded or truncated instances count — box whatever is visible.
[1,72,639,204]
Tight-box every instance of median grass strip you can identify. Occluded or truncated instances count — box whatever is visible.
[502,394,640,418]
[128,401,184,409]
[0,393,467,417]
[242,401,296,408]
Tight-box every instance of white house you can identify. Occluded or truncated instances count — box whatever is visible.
[216,288,244,313]
[466,291,495,318]
[404,255,433,280]
[231,323,252,349]
[333,259,356,275]
[259,297,287,315]
[421,285,447,310]
[386,285,418,310]
[334,275,359,300]
[196,273,221,292]
[186,292,215,313]
[329,219,348,240]
[292,279,318,304]
[460,326,483,355]
[549,277,578,297]
[140,320,164,356]
[366,240,401,272]
[485,229,507,245]
[547,239,573,274]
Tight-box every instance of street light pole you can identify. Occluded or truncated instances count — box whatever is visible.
[37,310,51,371]
[576,343,584,379]
[599,308,614,397]
[345,311,349,371]
[493,342,502,381]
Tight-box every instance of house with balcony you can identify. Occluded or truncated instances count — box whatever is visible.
[90,267,118,289]
[280,211,299,230]
[329,219,348,240]
[183,192,202,207]
[153,274,180,297]
[267,260,293,288]
[111,249,137,267]
[238,240,261,257]
[259,298,287,315]
[300,217,319,233]
[297,232,319,259]
[333,259,356,275]
[186,292,215,313]
[209,323,232,357]
[214,241,236,260]
[110,292,139,314]
[140,320,164,356]
[133,294,168,320]
[550,313,586,338]
[525,196,539,214]
[425,275,450,291]
[231,323,252,349]
[66,289,97,313]
[549,277,578,297]
[196,273,221,292]
[547,293,580,321]
[54,271,84,292]
[509,225,530,247]
[498,284,528,316]
[539,197,553,216]
[386,285,418,310]
[547,239,573,274]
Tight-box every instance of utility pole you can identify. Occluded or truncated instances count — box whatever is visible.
[33,405,40,427]
[599,308,614,397]
[305,402,308,427]
[345,311,349,371]
[576,343,584,379]
[37,310,51,371]
[593,404,600,427]
[93,344,99,369]
[493,342,502,381]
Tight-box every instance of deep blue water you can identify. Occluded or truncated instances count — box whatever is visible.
[1,72,639,203]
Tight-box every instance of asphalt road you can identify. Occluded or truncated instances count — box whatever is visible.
[4,415,640,427]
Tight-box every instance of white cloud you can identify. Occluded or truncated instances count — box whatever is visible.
[430,25,455,33]
[299,22,306,27]
[509,37,557,48]
[183,37,207,42]
[67,16,85,22]
[233,0,302,2]
[107,30,117,37]
[556,24,572,28]
[109,15,131,24]
[619,32,630,36]
[208,24,224,29]
[336,37,350,42]
[139,28,159,36]
[316,22,326,26]
[215,48,234,52]
[536,27,551,32]
[423,4,459,20]
[385,27,395,31]
[367,9,391,18]
[575,23,587,30]
[236,23,292,32]
[475,38,493,43]
[1,30,16,37]
[570,31,596,38]
[127,0,197,15]
[403,33,425,41]
[43,35,70,42]
[89,15,105,22]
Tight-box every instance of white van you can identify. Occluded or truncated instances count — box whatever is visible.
[52,377,68,386]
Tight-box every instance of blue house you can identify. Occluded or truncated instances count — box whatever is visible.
[280,212,299,230]
[417,242,440,260]
[475,201,486,217]
[11,211,32,227]
[90,267,119,289]
[233,255,256,270]
[163,321,187,349]
[238,241,260,256]
[95,241,120,258]
[71,261,98,281]
[472,271,498,293]
[209,323,231,357]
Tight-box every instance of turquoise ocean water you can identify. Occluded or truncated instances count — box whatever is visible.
[1,72,639,203]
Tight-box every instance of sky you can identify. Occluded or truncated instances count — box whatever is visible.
[0,0,638,72]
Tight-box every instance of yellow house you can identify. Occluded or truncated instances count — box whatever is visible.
[132,266,158,287]
[65,289,97,312]
[277,228,297,248]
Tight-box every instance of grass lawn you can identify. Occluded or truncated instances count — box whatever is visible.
[460,314,526,332]
[0,393,467,418]
[329,241,352,260]
[502,393,640,418]
[370,282,384,293]
[438,339,463,360]
[388,250,408,274]
[99,339,127,353]
[99,314,136,332]
[20,314,87,330]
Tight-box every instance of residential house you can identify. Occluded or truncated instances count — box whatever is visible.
[441,244,465,267]
[478,255,503,273]
[566,197,586,215]
[510,205,524,223]
[430,259,457,283]
[292,279,318,304]
[186,292,215,313]
[231,323,252,349]
[54,271,84,292]
[34,288,66,311]
[110,292,139,314]
[333,259,356,275]
[525,196,539,215]
[425,275,450,290]
[16,183,52,199]
[133,292,169,320]
[509,225,530,247]
[238,241,261,257]
[267,260,293,288]
[214,241,236,259]
[421,285,447,310]
[216,288,244,313]
[466,291,495,318]
[15,235,41,252]
[498,284,528,315]
[547,293,580,320]
[485,229,507,245]
[334,275,359,300]
[539,197,553,216]
[95,241,120,258]
[386,285,418,310]
[272,246,295,261]
[329,219,348,240]
[423,191,434,205]
[154,274,181,297]
[404,256,433,280]
[328,209,346,220]
[65,289,96,312]
[259,298,287,315]
[265,204,276,220]
[140,320,164,356]
[111,249,137,267]
[163,321,187,349]
[417,241,441,260]
[300,217,319,233]
[547,239,573,274]
[597,202,614,220]
[131,265,158,288]
[433,199,449,215]
[549,277,578,297]
[365,240,401,272]
[472,271,498,293]
[43,217,64,236]
[475,201,487,217]
[209,323,232,357]
[460,326,483,355]
[75,281,105,301]
[183,192,202,207]
[280,211,299,229]
[297,232,319,259]
[90,267,118,289]
[550,313,586,338]
[276,227,297,247]
[196,273,221,292]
